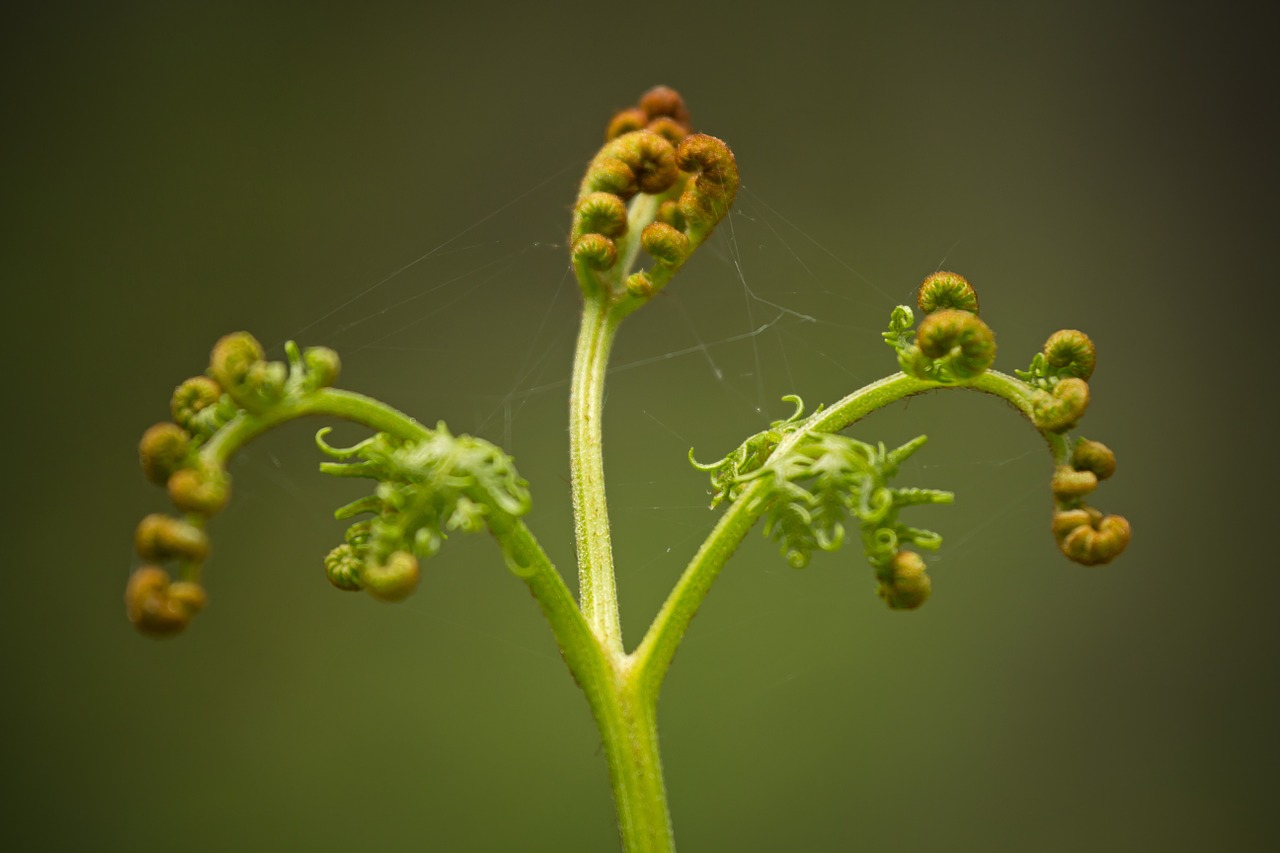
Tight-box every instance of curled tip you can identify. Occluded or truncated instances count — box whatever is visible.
[210,331,284,413]
[1072,439,1116,480]
[1032,377,1090,432]
[605,107,647,141]
[629,130,680,195]
[135,514,210,562]
[167,463,230,517]
[572,192,629,241]
[170,376,224,434]
[572,233,618,271]
[878,550,932,610]
[641,221,690,267]
[676,134,739,230]
[918,271,979,315]
[656,200,687,231]
[626,271,655,298]
[1051,465,1098,501]
[1054,511,1131,566]
[139,422,191,486]
[363,550,420,602]
[302,346,341,390]
[583,156,638,199]
[915,309,996,381]
[1043,329,1096,380]
[125,566,207,637]
[323,543,365,592]
[646,116,689,145]
[639,85,691,127]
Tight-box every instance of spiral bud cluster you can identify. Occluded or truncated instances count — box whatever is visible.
[129,331,346,635]
[605,85,692,144]
[885,273,995,384]
[1049,437,1130,566]
[572,87,738,304]
[1019,330,1097,433]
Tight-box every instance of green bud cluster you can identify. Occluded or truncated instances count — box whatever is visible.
[128,331,344,635]
[693,397,950,609]
[884,273,995,384]
[316,422,532,601]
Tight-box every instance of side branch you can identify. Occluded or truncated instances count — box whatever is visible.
[632,370,1068,696]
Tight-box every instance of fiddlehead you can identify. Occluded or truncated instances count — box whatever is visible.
[571,87,739,308]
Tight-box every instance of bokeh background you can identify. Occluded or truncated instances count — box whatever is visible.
[4,2,1274,851]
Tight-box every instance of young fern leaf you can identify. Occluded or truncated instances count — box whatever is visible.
[316,423,533,595]
[693,400,953,607]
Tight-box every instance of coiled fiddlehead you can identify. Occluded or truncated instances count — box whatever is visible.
[571,87,739,308]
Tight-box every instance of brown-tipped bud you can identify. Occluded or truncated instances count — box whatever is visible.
[606,107,648,141]
[1072,439,1116,480]
[210,331,285,413]
[641,222,690,267]
[209,332,264,390]
[916,309,996,380]
[1052,507,1100,541]
[656,199,687,232]
[918,271,979,315]
[646,117,689,145]
[1032,377,1090,432]
[572,234,618,271]
[1043,329,1096,380]
[139,422,191,486]
[363,550,420,602]
[626,271,655,298]
[1051,465,1098,501]
[167,464,230,517]
[324,543,365,592]
[628,130,679,195]
[675,134,740,231]
[1057,513,1131,566]
[135,514,210,562]
[303,346,341,390]
[572,192,628,241]
[639,85,692,127]
[170,376,223,434]
[583,156,638,199]
[878,550,932,610]
[125,566,206,637]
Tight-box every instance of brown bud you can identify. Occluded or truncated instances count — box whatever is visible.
[125,566,206,637]
[135,514,210,562]
[167,464,230,517]
[1032,377,1090,432]
[1072,439,1116,480]
[638,86,691,127]
[138,423,191,486]
[878,550,932,610]
[641,222,690,267]
[1043,330,1096,380]
[1058,514,1131,566]
[1051,465,1098,501]
[606,107,647,141]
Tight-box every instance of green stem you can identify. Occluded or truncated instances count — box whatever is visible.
[633,369,1067,694]
[570,297,625,651]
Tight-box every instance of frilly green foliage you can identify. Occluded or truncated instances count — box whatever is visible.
[692,397,951,606]
[316,422,532,592]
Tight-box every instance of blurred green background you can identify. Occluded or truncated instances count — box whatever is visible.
[4,2,1274,851]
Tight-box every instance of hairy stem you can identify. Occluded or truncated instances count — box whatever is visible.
[570,297,625,651]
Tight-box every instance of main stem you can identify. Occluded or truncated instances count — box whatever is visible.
[569,293,675,851]
[570,297,625,650]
